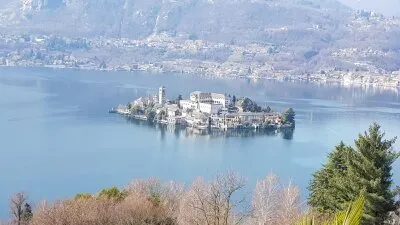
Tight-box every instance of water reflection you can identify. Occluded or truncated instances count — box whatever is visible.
[125,117,294,140]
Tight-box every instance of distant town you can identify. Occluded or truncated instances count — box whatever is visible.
[110,87,295,134]
[1,31,400,89]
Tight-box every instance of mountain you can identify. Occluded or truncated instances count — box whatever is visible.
[0,0,400,74]
[1,0,350,41]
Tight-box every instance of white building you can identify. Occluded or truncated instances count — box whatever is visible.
[199,103,223,114]
[190,91,229,107]
[166,104,180,117]
[180,100,197,110]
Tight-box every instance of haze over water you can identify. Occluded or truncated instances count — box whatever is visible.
[0,67,400,218]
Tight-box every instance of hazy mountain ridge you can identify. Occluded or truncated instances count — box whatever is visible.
[0,0,350,41]
[1,0,400,75]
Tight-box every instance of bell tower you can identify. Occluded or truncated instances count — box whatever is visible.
[158,86,166,106]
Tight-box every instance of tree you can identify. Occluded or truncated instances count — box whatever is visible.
[308,123,399,224]
[9,192,28,225]
[98,187,127,202]
[237,97,262,112]
[75,193,93,200]
[176,94,183,108]
[232,95,237,106]
[283,108,295,124]
[157,110,166,121]
[22,203,33,222]
[308,142,351,212]
[178,172,247,225]
[346,123,398,224]
[251,174,301,225]
[252,174,281,224]
[147,111,156,123]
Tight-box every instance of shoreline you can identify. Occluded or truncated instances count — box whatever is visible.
[1,64,400,90]
[115,113,295,138]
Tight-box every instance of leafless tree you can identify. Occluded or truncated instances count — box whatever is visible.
[30,180,180,225]
[9,192,27,225]
[248,175,301,225]
[250,174,281,225]
[23,174,303,225]
[276,181,301,225]
[178,172,248,225]
[127,178,184,219]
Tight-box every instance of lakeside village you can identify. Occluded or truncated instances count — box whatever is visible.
[110,87,295,134]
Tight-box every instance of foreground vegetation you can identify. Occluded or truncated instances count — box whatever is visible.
[309,123,399,224]
[3,123,399,225]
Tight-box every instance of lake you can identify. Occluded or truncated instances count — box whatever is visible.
[0,67,400,218]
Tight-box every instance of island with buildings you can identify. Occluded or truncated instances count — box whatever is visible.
[110,87,295,135]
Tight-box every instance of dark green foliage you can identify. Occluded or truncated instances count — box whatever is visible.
[98,187,128,202]
[308,142,351,212]
[237,97,262,112]
[22,203,33,222]
[157,110,166,120]
[347,123,398,224]
[176,94,183,107]
[144,102,156,122]
[283,108,295,124]
[147,111,156,122]
[308,123,399,224]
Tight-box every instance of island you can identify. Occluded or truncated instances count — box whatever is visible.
[110,87,295,135]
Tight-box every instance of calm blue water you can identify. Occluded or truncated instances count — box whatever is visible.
[0,67,400,218]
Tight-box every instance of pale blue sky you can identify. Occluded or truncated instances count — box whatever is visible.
[339,0,400,16]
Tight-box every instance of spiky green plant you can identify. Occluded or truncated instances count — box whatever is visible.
[297,194,364,225]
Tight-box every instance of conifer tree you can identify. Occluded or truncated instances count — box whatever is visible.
[346,123,398,224]
[283,108,295,124]
[308,142,351,212]
[308,123,399,224]
[22,203,33,222]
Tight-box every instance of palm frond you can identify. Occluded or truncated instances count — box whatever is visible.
[296,194,364,225]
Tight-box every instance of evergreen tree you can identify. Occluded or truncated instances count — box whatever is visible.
[308,142,351,212]
[346,123,398,224]
[308,123,399,224]
[283,108,295,124]
[22,203,33,222]
[176,94,183,108]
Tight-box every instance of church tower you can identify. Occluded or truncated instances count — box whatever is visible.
[158,86,166,106]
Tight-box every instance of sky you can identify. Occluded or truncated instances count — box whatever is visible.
[338,0,400,16]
